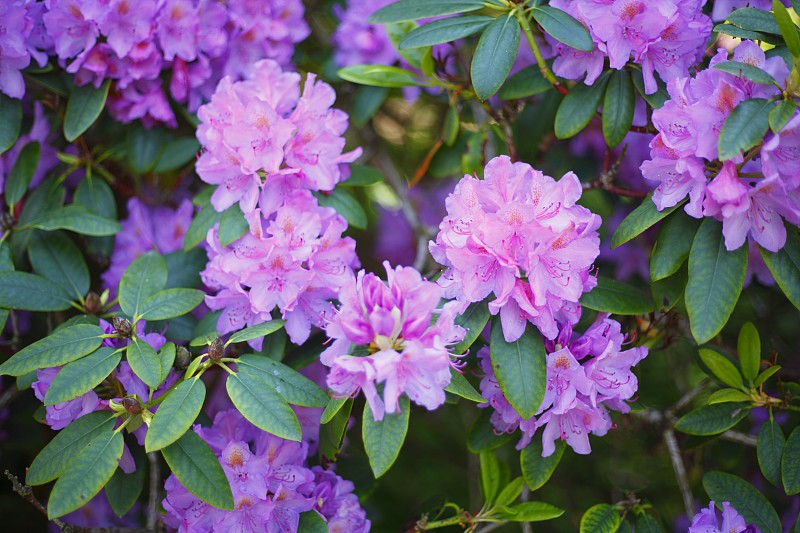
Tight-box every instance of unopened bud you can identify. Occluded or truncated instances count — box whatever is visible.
[84,292,102,315]
[208,337,225,362]
[175,346,192,370]
[113,317,133,337]
[122,396,142,415]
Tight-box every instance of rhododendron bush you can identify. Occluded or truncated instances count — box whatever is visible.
[2,0,800,531]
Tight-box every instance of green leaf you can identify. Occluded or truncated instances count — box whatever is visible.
[707,388,751,404]
[47,431,123,519]
[226,320,285,345]
[718,98,771,161]
[531,6,593,52]
[75,177,116,220]
[314,188,368,229]
[737,322,761,383]
[580,503,620,533]
[769,100,795,133]
[126,339,162,390]
[400,15,493,48]
[12,177,64,264]
[138,288,204,321]
[153,137,200,173]
[650,212,701,281]
[184,205,222,251]
[297,511,328,533]
[237,354,329,407]
[602,70,635,148]
[714,23,781,44]
[634,512,666,533]
[499,501,565,522]
[630,68,669,109]
[346,164,384,187]
[685,218,748,344]
[105,460,145,517]
[63,79,111,142]
[554,72,609,139]
[612,194,684,248]
[29,231,90,300]
[495,477,524,507]
[754,365,782,387]
[783,426,800,495]
[443,104,459,146]
[337,64,422,88]
[451,300,490,355]
[674,402,749,436]
[703,471,782,533]
[521,439,566,492]
[226,371,302,441]
[490,320,546,419]
[0,324,103,376]
[218,205,249,246]
[759,229,800,311]
[26,412,116,485]
[162,430,234,510]
[499,65,552,100]
[713,61,778,85]
[470,15,521,101]
[581,276,655,315]
[444,368,486,402]
[467,409,516,453]
[480,451,501,505]
[145,377,205,452]
[28,205,121,236]
[164,249,206,289]
[726,7,781,34]
[320,396,348,425]
[119,252,168,317]
[698,348,744,390]
[363,395,410,478]
[126,126,169,174]
[0,271,73,312]
[773,0,800,57]
[318,398,353,462]
[351,86,390,127]
[6,141,40,206]
[44,347,121,405]
[757,419,784,488]
[369,0,486,23]
[0,93,22,153]
[158,342,176,385]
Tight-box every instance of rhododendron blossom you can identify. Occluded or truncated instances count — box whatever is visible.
[689,501,756,533]
[321,262,465,421]
[430,155,601,342]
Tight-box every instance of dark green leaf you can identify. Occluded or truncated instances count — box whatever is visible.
[602,70,635,148]
[318,398,353,462]
[713,61,778,85]
[6,142,40,206]
[363,395,410,477]
[769,100,795,133]
[226,320,285,345]
[650,212,701,281]
[164,249,206,289]
[400,15,493,48]
[237,354,329,407]
[698,348,744,390]
[119,252,168,317]
[351,86,390,127]
[320,396,349,425]
[480,451,501,505]
[127,126,169,174]
[346,164,384,187]
[105,460,145,517]
[162,430,234,510]
[613,195,684,248]
[580,503,620,533]
[45,347,121,405]
[759,229,800,311]
[158,343,176,385]
[499,65,552,100]
[138,288,204,321]
[443,104,460,146]
[630,68,669,109]
[718,98,771,161]
[63,79,111,142]
[28,205,121,236]
[146,377,206,452]
[726,8,781,34]
[554,73,609,139]
[0,93,22,154]
[444,368,486,402]
[489,320,546,419]
[703,471,782,533]
[738,322,761,383]
[634,513,666,533]
[314,188,368,229]
[153,138,200,173]
[521,439,565,492]
[783,426,800,495]
[29,231,90,300]
[757,419,784,487]
[773,0,800,56]
[532,6,593,52]
[685,219,748,344]
[499,501,565,522]
[0,271,73,312]
[471,15,521,101]
[369,0,486,23]
[297,511,328,533]
[707,388,750,404]
[226,372,302,441]
[126,339,162,390]
[674,402,749,436]
[183,205,222,251]
[451,300,490,355]
[581,276,655,315]
[75,177,116,219]
[218,205,249,246]
[467,409,516,453]
[0,324,103,376]
[337,65,422,88]
[714,24,781,45]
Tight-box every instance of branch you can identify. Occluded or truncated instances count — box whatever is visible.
[662,428,695,518]
[147,453,160,530]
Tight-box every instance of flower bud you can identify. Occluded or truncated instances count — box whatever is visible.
[175,345,192,370]
[84,292,102,315]
[208,337,225,362]
[113,317,133,337]
[122,396,142,415]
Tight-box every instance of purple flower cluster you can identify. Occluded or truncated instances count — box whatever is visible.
[689,501,758,533]
[195,59,362,214]
[547,0,711,94]
[332,0,398,68]
[478,314,647,455]
[430,156,601,343]
[641,41,800,252]
[3,0,308,126]
[202,190,359,346]
[162,409,370,532]
[321,262,465,421]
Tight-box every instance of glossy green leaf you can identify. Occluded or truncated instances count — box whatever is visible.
[444,368,486,402]
[47,431,123,518]
[0,93,22,154]
[237,354,329,407]
[531,6,593,52]
[351,86,390,127]
[152,137,200,173]
[162,430,234,510]
[63,79,111,142]
[521,439,566,492]
[698,348,744,390]
[480,451,501,505]
[126,126,169,174]
[554,72,609,139]
[105,460,145,517]
[159,342,176,385]
[773,0,800,56]
[226,371,302,441]
[226,320,286,345]
[754,365,782,387]
[707,388,751,404]
[369,0,485,24]
[703,471,782,533]
[297,511,328,533]
[495,477,524,508]
[686,219,748,344]
[714,23,780,44]
[652,262,688,313]
[6,141,39,206]
[612,195,684,248]
[674,402,749,436]
[314,188,368,229]
[318,398,353,462]
[164,249,205,290]
[499,501,565,522]
[602,70,635,148]
[726,7,781,34]
[713,61,778,85]
[769,100,795,134]
[126,338,162,390]
[29,231,90,300]
[218,205,249,247]
[490,320,546,419]
[759,229,800,311]
[467,409,516,453]
[634,512,666,533]
[138,288,204,321]
[74,177,116,221]
[337,64,421,88]
[26,412,116,485]
[119,252,168,317]
[757,419,784,488]
[146,377,206,452]
[581,276,655,315]
[737,322,761,383]
[470,15,520,101]
[451,300,490,355]
[320,396,348,425]
[783,426,800,495]
[650,212,701,281]
[0,324,103,376]
[718,98,771,161]
[400,15,492,48]
[45,347,121,405]
[0,271,73,312]
[580,503,620,533]
[346,164,384,187]
[630,68,669,109]
[12,178,65,264]
[499,65,552,100]
[184,205,222,251]
[363,395,410,478]
[28,205,121,236]
[443,104,459,146]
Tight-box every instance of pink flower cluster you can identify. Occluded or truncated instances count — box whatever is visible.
[202,190,359,346]
[321,262,465,421]
[547,0,711,94]
[478,314,648,455]
[3,0,308,126]
[641,41,800,252]
[196,59,362,214]
[162,409,370,532]
[430,156,601,342]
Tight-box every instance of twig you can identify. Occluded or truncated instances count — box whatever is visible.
[520,485,533,533]
[663,428,694,518]
[720,430,757,447]
[5,469,68,528]
[0,382,20,411]
[673,380,709,412]
[147,453,160,530]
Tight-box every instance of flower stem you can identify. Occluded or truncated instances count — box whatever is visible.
[515,9,567,95]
